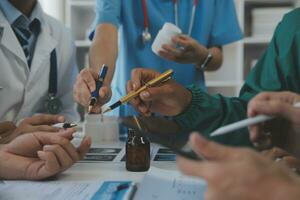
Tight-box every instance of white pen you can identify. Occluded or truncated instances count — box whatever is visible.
[53,122,77,129]
[210,102,300,137]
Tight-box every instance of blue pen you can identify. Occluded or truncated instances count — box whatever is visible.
[88,64,108,113]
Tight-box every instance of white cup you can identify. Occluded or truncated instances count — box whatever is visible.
[152,23,182,56]
[83,114,119,144]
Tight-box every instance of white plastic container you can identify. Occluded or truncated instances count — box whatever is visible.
[83,114,119,144]
[152,23,182,56]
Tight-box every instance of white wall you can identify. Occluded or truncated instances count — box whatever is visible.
[39,0,66,23]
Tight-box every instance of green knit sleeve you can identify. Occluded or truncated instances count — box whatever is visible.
[174,85,252,147]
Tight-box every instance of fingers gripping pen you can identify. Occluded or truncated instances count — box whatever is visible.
[88,64,108,113]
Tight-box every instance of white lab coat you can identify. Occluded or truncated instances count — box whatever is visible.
[0,10,79,122]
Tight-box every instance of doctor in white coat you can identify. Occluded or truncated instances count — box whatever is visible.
[0,0,79,122]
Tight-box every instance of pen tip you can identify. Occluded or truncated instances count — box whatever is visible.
[101,108,111,114]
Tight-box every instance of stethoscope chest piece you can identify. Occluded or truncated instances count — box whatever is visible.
[142,27,152,44]
[140,0,198,45]
[45,94,62,114]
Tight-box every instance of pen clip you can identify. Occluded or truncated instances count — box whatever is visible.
[161,76,172,83]
[146,70,173,88]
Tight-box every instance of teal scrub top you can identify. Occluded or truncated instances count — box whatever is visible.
[92,0,243,116]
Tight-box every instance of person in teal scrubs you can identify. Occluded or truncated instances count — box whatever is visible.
[73,0,243,117]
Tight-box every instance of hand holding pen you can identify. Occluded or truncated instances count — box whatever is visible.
[73,65,111,114]
[88,65,109,113]
[114,68,192,116]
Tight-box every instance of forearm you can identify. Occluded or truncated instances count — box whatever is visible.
[205,47,223,71]
[89,24,118,84]
[174,85,252,146]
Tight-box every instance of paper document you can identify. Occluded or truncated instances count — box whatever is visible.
[0,180,136,200]
[0,181,101,200]
[134,167,207,200]
[80,144,175,163]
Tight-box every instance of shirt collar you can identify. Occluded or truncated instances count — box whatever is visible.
[0,0,22,25]
[0,0,43,27]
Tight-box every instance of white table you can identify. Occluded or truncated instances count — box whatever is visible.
[61,159,178,183]
[59,139,178,183]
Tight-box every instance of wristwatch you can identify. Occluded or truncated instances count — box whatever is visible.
[196,51,213,71]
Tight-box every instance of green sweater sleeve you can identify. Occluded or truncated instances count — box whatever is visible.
[175,9,300,147]
[175,85,251,146]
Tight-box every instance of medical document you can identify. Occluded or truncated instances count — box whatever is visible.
[0,180,136,200]
[0,181,102,200]
[134,167,207,200]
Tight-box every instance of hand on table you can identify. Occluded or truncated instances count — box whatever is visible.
[247,92,300,157]
[126,68,192,116]
[177,133,300,200]
[0,114,65,144]
[159,35,208,65]
[0,129,91,180]
[73,68,112,113]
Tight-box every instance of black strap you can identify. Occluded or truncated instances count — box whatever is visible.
[49,49,57,96]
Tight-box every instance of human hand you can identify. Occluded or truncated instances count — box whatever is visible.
[1,115,65,143]
[0,129,91,180]
[261,147,300,171]
[126,68,192,116]
[177,133,300,200]
[247,92,300,156]
[159,35,208,65]
[73,68,112,113]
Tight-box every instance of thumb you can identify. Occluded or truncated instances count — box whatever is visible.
[189,133,236,161]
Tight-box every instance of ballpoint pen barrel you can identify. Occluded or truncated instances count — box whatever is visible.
[120,86,148,103]
[120,70,173,104]
[103,69,174,114]
[90,81,103,103]
[147,69,173,86]
[210,115,272,137]
[210,102,300,137]
[88,65,108,113]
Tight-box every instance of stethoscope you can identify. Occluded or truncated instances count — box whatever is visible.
[141,0,199,44]
[44,49,62,114]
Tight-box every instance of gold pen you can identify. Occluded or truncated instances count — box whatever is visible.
[102,69,174,114]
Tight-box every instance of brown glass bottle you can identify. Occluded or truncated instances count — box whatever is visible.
[126,129,150,172]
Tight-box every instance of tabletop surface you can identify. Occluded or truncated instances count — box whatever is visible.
[60,136,178,183]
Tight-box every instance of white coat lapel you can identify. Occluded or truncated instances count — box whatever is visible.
[0,12,28,70]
